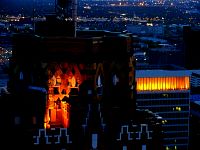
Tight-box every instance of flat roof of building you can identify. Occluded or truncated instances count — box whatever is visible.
[136,69,200,78]
[193,101,200,106]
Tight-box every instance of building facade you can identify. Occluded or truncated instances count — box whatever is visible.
[0,0,165,149]
[136,70,190,150]
[0,29,165,150]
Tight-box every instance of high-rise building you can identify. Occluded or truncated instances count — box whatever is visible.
[136,70,190,150]
[4,26,164,150]
[0,0,164,149]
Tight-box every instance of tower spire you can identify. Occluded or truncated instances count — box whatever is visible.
[55,0,77,37]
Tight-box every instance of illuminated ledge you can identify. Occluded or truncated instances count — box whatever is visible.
[137,89,190,93]
[135,70,192,91]
[136,76,190,91]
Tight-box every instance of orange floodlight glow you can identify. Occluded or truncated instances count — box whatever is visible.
[136,76,190,91]
[44,65,82,129]
[71,76,76,88]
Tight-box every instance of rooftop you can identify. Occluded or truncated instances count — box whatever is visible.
[136,69,200,78]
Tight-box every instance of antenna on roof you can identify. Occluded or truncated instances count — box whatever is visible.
[55,0,77,37]
[56,0,68,21]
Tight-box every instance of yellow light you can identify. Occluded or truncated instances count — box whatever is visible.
[162,120,167,124]
[71,76,76,87]
[137,76,190,91]
[176,107,181,111]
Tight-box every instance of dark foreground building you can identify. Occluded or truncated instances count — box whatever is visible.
[189,101,200,150]
[183,26,200,70]
[0,0,164,149]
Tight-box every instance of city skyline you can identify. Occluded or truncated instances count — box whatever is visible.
[0,0,200,150]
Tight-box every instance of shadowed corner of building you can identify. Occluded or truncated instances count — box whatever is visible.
[0,86,47,149]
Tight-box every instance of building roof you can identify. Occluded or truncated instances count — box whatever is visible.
[12,31,132,63]
[136,69,200,78]
[194,101,200,106]
[191,95,200,102]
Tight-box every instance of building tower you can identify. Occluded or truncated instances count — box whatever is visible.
[1,0,164,149]
[35,0,77,37]
[55,0,77,37]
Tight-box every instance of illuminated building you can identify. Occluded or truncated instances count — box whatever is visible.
[0,0,164,149]
[3,31,164,150]
[5,28,165,150]
[136,70,190,150]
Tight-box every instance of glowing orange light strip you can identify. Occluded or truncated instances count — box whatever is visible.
[136,76,190,91]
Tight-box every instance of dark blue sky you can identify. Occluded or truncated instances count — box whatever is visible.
[0,0,54,8]
[0,0,54,6]
[0,0,34,9]
[0,0,55,15]
[0,0,33,6]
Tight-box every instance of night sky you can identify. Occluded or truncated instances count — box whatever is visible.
[0,0,55,15]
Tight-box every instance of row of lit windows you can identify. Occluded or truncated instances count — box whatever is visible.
[136,77,190,91]
[164,119,189,125]
[164,138,189,145]
[137,93,190,99]
[137,105,189,113]
[165,145,188,150]
[144,106,189,113]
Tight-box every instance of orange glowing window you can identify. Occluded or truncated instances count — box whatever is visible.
[136,76,190,91]
[71,76,76,87]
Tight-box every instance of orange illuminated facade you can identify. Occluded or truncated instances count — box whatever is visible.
[44,63,82,129]
[7,28,141,149]
[136,76,190,91]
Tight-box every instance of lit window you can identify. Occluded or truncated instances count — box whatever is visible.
[71,76,76,87]
[19,71,23,80]
[113,74,119,86]
[97,75,102,87]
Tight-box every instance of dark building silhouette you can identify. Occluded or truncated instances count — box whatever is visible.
[189,72,200,150]
[190,72,200,95]
[189,101,200,150]
[0,0,164,149]
[183,26,200,69]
